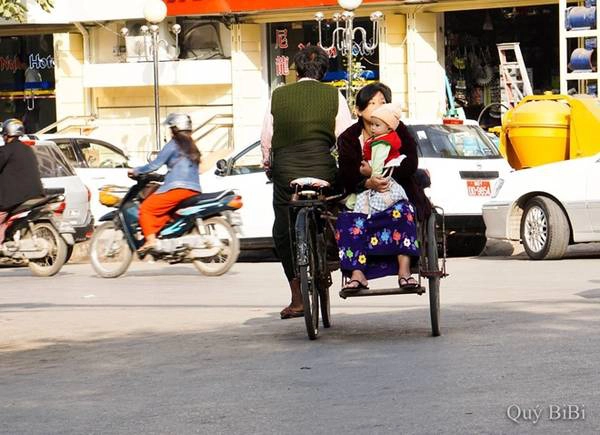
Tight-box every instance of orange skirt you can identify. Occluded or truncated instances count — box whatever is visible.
[139,189,198,237]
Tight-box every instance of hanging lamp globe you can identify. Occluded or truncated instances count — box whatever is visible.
[144,0,167,24]
[338,0,363,11]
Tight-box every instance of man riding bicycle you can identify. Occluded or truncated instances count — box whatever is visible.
[260,45,352,319]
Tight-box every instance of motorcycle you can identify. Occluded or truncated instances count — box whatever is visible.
[90,173,243,278]
[1,188,75,277]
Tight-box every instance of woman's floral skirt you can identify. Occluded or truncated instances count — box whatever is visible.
[335,200,420,280]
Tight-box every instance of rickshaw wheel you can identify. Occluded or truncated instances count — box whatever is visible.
[426,212,441,337]
[319,286,331,328]
[317,233,332,328]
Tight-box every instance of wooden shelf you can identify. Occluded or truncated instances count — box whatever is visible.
[560,0,600,93]
[565,72,599,80]
[565,29,599,38]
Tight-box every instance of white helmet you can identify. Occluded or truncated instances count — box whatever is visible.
[2,118,25,137]
[164,113,192,132]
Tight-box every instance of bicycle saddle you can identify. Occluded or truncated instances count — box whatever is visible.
[290,177,330,189]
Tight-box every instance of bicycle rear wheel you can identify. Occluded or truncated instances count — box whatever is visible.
[295,208,319,340]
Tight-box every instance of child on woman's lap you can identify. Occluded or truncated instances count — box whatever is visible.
[354,103,408,216]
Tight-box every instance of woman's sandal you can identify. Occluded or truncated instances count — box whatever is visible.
[280,306,304,319]
[341,279,369,292]
[137,242,156,255]
[399,276,419,289]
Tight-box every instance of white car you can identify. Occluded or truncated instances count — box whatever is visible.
[27,140,94,243]
[38,136,136,221]
[201,141,274,249]
[483,154,600,260]
[406,120,513,255]
[203,120,512,255]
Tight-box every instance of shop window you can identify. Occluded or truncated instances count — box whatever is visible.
[444,7,559,127]
[117,18,231,63]
[267,20,379,95]
[123,19,179,62]
[0,34,56,134]
[179,19,231,60]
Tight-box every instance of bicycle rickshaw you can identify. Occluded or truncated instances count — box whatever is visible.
[288,176,447,340]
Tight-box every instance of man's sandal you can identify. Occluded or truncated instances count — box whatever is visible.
[280,306,304,319]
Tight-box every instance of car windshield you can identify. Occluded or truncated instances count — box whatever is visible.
[408,124,501,159]
[33,144,76,177]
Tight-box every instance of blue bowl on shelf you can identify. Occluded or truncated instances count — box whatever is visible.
[569,48,595,72]
[565,6,596,30]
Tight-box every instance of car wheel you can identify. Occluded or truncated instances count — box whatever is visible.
[520,196,569,260]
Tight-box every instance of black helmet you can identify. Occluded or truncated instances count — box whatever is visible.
[2,118,25,137]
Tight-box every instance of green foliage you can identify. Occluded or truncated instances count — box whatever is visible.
[0,0,54,23]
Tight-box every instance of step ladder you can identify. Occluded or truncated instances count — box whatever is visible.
[497,43,533,107]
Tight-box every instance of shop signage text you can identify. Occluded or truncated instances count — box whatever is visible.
[276,29,288,49]
[275,55,289,76]
[29,54,54,70]
[0,54,54,73]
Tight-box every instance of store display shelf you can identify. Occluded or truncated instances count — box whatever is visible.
[565,72,599,80]
[565,29,600,38]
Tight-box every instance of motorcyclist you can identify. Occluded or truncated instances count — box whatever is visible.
[128,113,202,253]
[0,118,44,244]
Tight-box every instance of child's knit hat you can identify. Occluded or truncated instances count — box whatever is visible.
[371,103,402,130]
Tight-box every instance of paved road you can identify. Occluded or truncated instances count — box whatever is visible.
[2,246,600,434]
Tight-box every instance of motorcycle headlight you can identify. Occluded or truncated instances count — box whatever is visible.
[491,178,504,198]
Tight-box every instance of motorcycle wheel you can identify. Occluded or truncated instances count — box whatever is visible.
[27,222,68,277]
[90,221,133,278]
[192,216,240,276]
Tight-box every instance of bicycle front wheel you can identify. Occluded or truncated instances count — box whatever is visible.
[295,208,319,340]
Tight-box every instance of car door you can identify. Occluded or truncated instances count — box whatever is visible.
[587,154,600,234]
[75,139,134,221]
[201,141,274,240]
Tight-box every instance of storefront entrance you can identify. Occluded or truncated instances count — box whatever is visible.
[0,34,56,133]
[444,6,559,127]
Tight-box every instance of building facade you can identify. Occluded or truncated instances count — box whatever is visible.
[0,0,560,168]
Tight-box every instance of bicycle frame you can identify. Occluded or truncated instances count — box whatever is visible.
[288,189,339,281]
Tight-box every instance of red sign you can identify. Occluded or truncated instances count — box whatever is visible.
[165,0,382,15]
[275,55,290,76]
[275,29,288,49]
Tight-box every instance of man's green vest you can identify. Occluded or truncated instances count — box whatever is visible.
[270,80,338,151]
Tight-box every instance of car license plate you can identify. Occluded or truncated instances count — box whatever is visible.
[466,180,491,196]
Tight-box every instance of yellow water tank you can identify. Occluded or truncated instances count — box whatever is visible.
[504,100,570,168]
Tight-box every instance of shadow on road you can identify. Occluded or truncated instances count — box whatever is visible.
[1,298,600,433]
